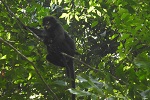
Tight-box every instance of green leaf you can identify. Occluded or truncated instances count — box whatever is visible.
[68,88,91,97]
[134,52,150,69]
[54,80,67,86]
[91,21,98,28]
[121,13,129,20]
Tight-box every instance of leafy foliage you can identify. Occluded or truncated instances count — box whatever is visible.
[0,0,150,99]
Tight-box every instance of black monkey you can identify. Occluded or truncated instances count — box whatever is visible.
[42,16,77,56]
[43,17,76,100]
[24,16,76,100]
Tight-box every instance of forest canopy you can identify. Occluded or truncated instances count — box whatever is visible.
[0,0,150,99]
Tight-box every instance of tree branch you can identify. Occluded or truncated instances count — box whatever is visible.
[1,0,42,41]
[0,37,59,100]
[61,52,99,71]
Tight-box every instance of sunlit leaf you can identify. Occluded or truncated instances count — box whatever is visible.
[91,21,98,28]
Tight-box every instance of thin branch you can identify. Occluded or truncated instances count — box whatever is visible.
[1,1,58,99]
[0,37,58,100]
[1,0,42,41]
[61,52,99,71]
[62,52,128,84]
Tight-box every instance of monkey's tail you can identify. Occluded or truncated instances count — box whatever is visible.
[71,68,75,100]
[67,61,75,100]
[62,57,75,100]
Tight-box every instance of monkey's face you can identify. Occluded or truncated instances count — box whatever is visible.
[42,16,57,30]
[43,21,51,30]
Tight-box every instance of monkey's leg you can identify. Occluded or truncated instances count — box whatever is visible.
[60,56,71,77]
[46,54,65,67]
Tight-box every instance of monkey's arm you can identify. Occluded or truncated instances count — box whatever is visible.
[24,26,46,40]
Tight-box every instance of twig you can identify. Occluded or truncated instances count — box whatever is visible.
[1,0,42,41]
[0,37,59,100]
[61,52,99,71]
[0,30,58,100]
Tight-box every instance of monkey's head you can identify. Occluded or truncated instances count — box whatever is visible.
[42,16,57,30]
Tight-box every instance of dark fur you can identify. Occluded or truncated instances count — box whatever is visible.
[24,16,76,100]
